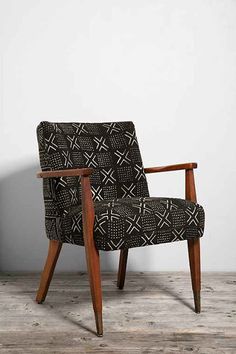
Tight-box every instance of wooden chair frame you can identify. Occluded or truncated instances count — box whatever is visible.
[36,162,200,336]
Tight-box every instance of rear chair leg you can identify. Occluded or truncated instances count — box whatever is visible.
[117,249,129,289]
[188,238,201,313]
[36,240,62,304]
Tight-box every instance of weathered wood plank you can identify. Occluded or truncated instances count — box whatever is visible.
[0,272,235,353]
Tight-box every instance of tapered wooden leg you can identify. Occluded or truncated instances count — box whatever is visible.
[84,244,103,336]
[81,176,103,336]
[188,238,201,313]
[185,168,201,313]
[36,240,62,304]
[117,249,129,289]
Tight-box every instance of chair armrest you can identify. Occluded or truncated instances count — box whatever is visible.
[37,168,95,235]
[144,162,197,174]
[37,168,93,178]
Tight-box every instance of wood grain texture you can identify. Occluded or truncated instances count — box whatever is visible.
[35,240,62,304]
[37,167,93,178]
[0,272,235,353]
[81,176,103,336]
[185,169,197,203]
[117,249,129,290]
[144,162,197,174]
[185,168,201,313]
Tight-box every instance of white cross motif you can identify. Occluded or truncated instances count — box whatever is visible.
[72,123,88,135]
[121,183,136,198]
[134,164,145,180]
[102,123,121,134]
[84,152,98,168]
[172,228,185,241]
[45,133,58,153]
[94,215,107,235]
[114,150,131,165]
[69,188,78,204]
[72,213,82,232]
[67,136,80,150]
[186,206,199,226]
[126,215,141,234]
[141,231,156,246]
[124,131,137,146]
[91,186,103,201]
[55,177,67,190]
[101,169,116,185]
[62,151,73,168]
[155,210,171,228]
[93,137,109,151]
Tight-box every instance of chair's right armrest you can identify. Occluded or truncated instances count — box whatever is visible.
[37,168,93,178]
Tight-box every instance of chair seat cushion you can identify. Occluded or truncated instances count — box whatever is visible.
[61,197,205,251]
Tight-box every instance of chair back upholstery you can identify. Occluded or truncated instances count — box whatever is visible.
[37,121,149,217]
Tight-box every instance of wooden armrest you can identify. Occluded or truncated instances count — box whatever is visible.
[37,168,93,178]
[144,162,197,174]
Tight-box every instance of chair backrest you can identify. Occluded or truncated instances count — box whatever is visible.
[37,121,149,215]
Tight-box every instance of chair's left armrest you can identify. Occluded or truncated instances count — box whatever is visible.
[37,168,95,241]
[144,162,197,174]
[144,162,198,202]
[37,167,93,178]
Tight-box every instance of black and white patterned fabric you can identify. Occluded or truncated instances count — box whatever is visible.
[61,197,204,250]
[37,121,205,251]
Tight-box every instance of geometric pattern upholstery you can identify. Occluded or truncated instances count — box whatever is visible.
[37,121,205,250]
[61,197,205,251]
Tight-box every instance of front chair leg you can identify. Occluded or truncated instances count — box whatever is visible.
[117,249,129,289]
[81,176,103,336]
[185,168,201,313]
[188,238,201,313]
[36,240,62,304]
[84,244,103,336]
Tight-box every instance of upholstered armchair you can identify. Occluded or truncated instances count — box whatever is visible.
[36,121,205,336]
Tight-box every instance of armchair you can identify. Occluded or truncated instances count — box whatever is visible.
[36,121,205,336]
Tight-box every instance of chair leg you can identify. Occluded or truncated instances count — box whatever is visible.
[84,243,103,336]
[36,240,62,304]
[117,249,129,289]
[185,168,201,313]
[188,238,201,313]
[81,175,103,336]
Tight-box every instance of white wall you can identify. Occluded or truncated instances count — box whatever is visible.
[1,0,236,272]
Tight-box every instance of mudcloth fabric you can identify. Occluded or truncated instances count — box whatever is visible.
[37,121,205,250]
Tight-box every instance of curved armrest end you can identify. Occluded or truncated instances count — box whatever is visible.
[144,162,197,174]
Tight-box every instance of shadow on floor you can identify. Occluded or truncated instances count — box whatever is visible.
[1,271,195,336]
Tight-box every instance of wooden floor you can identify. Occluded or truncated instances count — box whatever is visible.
[0,272,235,353]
